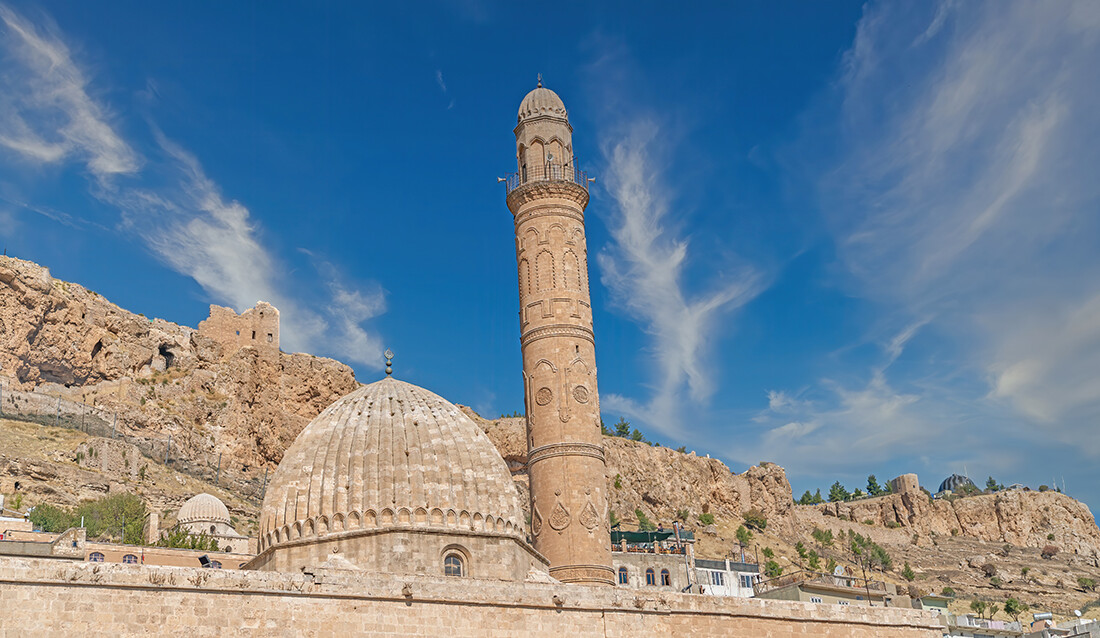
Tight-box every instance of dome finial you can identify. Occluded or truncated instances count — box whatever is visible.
[537,73,542,88]
[384,348,394,376]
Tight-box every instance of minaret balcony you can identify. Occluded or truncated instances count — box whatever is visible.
[505,162,589,195]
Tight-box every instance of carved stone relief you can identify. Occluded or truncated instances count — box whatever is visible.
[548,501,571,531]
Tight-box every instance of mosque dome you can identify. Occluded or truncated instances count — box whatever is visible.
[517,85,568,123]
[178,493,231,526]
[254,377,537,578]
[938,474,975,494]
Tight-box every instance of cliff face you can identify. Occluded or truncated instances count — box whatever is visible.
[0,256,358,469]
[468,410,793,528]
[817,488,1100,554]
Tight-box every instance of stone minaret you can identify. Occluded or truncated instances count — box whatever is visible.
[505,79,613,586]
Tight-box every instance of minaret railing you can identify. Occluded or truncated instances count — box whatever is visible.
[505,162,588,194]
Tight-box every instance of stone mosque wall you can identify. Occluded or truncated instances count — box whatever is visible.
[0,556,942,637]
[197,302,280,354]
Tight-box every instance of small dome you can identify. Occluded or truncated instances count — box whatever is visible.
[938,474,975,493]
[258,377,526,553]
[518,86,568,123]
[179,493,231,525]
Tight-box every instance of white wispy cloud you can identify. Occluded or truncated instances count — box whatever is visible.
[0,3,386,369]
[434,69,454,109]
[0,4,139,183]
[777,0,1100,472]
[599,120,763,436]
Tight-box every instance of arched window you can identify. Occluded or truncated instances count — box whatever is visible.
[645,568,656,586]
[210,525,217,534]
[617,567,628,585]
[444,553,465,577]
[661,569,671,586]
[223,545,232,553]
[209,560,223,569]
[88,552,105,562]
[122,554,138,564]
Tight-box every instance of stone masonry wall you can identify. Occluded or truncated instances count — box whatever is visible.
[197,302,280,354]
[0,556,943,637]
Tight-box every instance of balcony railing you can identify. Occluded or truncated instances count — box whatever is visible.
[754,569,887,596]
[505,162,589,195]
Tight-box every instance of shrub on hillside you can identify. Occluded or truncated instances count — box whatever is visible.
[742,509,767,531]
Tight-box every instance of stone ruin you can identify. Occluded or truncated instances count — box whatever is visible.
[197,302,280,355]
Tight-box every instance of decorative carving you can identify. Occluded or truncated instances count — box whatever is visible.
[535,387,553,406]
[520,324,594,348]
[580,500,599,531]
[548,501,571,531]
[572,385,589,404]
[527,442,606,465]
[532,505,543,537]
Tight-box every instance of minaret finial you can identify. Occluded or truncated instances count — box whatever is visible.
[537,73,542,88]
[384,348,394,376]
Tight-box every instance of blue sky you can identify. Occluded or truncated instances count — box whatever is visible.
[2,2,1099,510]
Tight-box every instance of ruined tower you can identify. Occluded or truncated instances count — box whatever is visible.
[505,79,613,585]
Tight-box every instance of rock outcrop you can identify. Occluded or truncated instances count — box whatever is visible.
[468,409,794,528]
[0,256,358,470]
[817,488,1100,554]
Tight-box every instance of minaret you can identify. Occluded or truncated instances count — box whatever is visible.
[505,78,613,586]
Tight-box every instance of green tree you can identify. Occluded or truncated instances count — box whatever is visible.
[675,509,689,521]
[941,586,955,597]
[851,488,865,499]
[634,508,656,532]
[798,490,815,505]
[970,600,987,617]
[812,489,824,503]
[986,476,999,491]
[828,481,850,503]
[806,550,821,571]
[629,428,646,443]
[735,525,753,546]
[600,419,613,436]
[764,560,783,578]
[1079,576,1097,591]
[902,562,915,581]
[614,418,631,438]
[28,503,76,533]
[795,541,807,561]
[676,446,687,453]
[866,475,882,496]
[762,547,774,559]
[698,512,715,526]
[1003,598,1027,622]
[825,557,837,573]
[811,527,834,547]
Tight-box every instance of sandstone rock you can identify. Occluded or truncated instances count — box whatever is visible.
[0,255,358,472]
[471,409,796,531]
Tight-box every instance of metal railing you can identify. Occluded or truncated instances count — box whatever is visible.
[505,162,589,194]
[754,569,887,596]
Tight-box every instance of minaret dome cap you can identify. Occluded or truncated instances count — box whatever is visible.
[517,85,568,124]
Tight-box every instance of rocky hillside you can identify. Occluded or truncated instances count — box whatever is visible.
[467,411,793,536]
[817,489,1100,555]
[0,256,357,471]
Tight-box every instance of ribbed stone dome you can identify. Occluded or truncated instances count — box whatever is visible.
[938,474,975,493]
[179,493,231,525]
[517,86,567,123]
[258,377,526,553]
